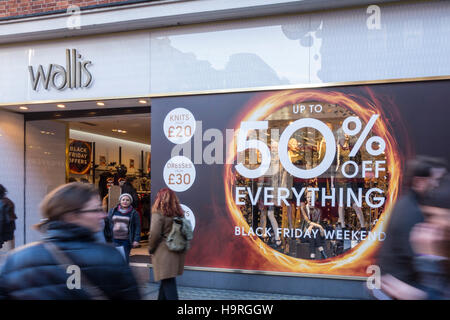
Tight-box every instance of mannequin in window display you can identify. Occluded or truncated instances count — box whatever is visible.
[258,140,282,248]
[102,177,115,213]
[287,137,306,229]
[300,190,327,260]
[335,130,367,230]
[317,122,337,193]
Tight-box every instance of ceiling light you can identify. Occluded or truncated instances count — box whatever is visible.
[57,104,66,108]
[139,99,147,104]
[97,102,105,106]
[19,106,28,110]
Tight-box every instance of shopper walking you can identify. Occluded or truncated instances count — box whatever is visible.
[0,184,17,251]
[375,155,447,299]
[380,175,450,299]
[107,193,141,263]
[0,183,141,300]
[148,188,187,300]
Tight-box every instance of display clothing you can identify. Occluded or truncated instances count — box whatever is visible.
[300,205,327,259]
[148,211,186,282]
[0,221,141,299]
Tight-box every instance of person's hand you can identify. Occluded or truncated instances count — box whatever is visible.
[410,223,446,257]
[132,241,140,248]
[381,274,427,300]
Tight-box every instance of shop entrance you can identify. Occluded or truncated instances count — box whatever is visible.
[21,99,151,261]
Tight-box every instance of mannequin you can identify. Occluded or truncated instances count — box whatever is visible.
[300,190,327,259]
[287,137,305,229]
[259,139,281,247]
[317,122,336,194]
[335,130,367,229]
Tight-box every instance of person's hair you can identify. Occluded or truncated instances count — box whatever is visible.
[404,155,448,188]
[0,184,7,198]
[151,188,184,218]
[38,183,99,225]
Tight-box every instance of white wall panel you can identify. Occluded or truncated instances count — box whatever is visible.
[309,1,450,83]
[149,0,450,93]
[0,110,24,247]
[25,120,67,243]
[0,31,150,105]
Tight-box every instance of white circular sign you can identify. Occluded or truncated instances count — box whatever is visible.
[163,108,196,144]
[180,204,196,231]
[163,156,196,192]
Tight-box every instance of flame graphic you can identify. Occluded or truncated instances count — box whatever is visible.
[223,89,403,276]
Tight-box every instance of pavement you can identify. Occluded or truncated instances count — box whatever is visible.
[140,282,336,300]
[1,243,341,300]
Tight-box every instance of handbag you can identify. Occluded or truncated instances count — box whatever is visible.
[43,241,109,300]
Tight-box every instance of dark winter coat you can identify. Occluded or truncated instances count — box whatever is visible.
[0,221,141,300]
[0,197,16,247]
[377,191,425,286]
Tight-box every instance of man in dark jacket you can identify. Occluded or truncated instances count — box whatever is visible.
[376,156,447,297]
[0,182,141,300]
[0,184,17,250]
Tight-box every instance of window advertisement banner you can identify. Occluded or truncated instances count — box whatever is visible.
[151,80,450,277]
[68,139,92,175]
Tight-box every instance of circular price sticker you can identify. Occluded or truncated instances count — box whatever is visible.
[163,108,196,144]
[163,156,196,192]
[180,204,196,231]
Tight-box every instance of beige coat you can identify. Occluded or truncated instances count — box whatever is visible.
[148,212,186,282]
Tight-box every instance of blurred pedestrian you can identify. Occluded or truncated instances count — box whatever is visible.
[411,176,450,299]
[0,182,141,300]
[375,155,447,299]
[0,184,17,251]
[380,176,450,299]
[107,193,141,263]
[148,188,186,300]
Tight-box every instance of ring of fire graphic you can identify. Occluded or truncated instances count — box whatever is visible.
[223,89,404,276]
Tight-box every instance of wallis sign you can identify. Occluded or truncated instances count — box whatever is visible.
[28,49,92,91]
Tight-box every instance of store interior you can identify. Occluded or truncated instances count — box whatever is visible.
[6,98,152,258]
[65,114,152,257]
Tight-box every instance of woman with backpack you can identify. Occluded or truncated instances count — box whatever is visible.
[149,188,188,300]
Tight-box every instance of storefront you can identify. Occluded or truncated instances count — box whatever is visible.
[1,0,450,298]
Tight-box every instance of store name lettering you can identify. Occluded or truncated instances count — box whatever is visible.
[28,49,92,91]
